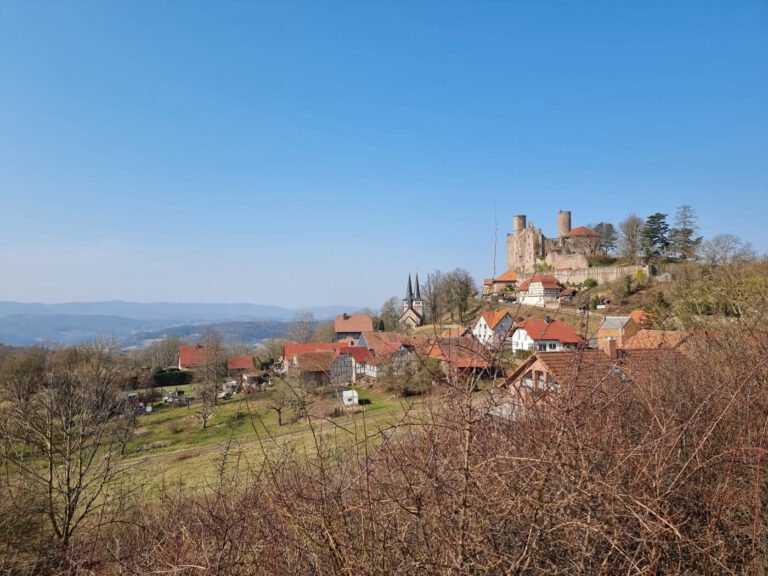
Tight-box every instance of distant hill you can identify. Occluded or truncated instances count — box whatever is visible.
[0,301,356,322]
[123,320,292,348]
[0,300,368,347]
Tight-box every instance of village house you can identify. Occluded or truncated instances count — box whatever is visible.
[472,310,515,347]
[509,317,582,353]
[595,316,640,347]
[516,275,564,307]
[280,342,341,373]
[287,350,336,387]
[425,336,500,382]
[178,344,207,370]
[505,337,685,403]
[481,269,518,298]
[334,313,374,345]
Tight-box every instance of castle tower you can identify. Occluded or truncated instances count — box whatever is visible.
[557,210,572,238]
[513,214,527,232]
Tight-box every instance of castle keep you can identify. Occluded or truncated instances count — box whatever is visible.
[507,210,599,274]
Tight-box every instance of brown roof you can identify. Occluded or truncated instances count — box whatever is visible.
[563,226,599,237]
[480,310,512,330]
[506,348,685,392]
[441,326,471,338]
[486,269,517,283]
[293,350,336,372]
[360,331,407,356]
[629,310,649,327]
[514,318,582,344]
[227,356,255,371]
[334,314,374,334]
[427,336,494,369]
[622,329,692,350]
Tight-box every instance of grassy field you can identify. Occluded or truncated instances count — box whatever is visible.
[121,386,421,491]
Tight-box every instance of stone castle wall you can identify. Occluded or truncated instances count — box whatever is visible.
[529,265,653,286]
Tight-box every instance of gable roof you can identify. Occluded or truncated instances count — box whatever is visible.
[514,318,582,344]
[293,350,336,373]
[441,326,471,338]
[479,310,512,330]
[178,345,208,369]
[563,226,599,237]
[283,342,340,360]
[359,331,406,356]
[599,316,634,330]
[227,356,255,371]
[427,336,494,369]
[506,348,685,391]
[339,346,372,364]
[517,275,563,291]
[334,313,374,334]
[622,329,692,350]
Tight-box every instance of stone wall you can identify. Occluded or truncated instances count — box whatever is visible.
[520,265,654,286]
[545,252,588,271]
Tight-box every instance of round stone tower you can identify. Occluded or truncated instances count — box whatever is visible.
[514,214,527,232]
[557,210,572,238]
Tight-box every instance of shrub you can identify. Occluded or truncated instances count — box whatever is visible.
[583,278,598,289]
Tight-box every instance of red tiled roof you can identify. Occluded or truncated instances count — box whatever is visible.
[480,310,512,330]
[339,346,372,364]
[514,318,582,344]
[563,226,599,237]
[283,342,340,360]
[359,331,406,356]
[517,275,563,291]
[178,345,207,369]
[227,356,254,371]
[334,314,374,334]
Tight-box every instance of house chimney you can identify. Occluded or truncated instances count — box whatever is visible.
[599,336,618,359]
[544,315,553,324]
[343,313,349,320]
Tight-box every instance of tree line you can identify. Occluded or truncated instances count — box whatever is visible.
[590,204,756,265]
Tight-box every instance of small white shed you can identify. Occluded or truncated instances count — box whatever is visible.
[342,389,359,407]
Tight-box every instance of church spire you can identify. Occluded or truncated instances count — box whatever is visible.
[406,274,414,300]
[414,273,421,300]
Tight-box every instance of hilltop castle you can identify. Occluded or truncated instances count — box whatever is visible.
[507,210,599,274]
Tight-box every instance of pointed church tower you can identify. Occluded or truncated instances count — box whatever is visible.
[412,273,424,318]
[399,273,424,329]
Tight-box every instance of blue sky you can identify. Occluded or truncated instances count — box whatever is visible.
[1,1,766,307]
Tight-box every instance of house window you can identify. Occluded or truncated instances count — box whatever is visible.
[548,342,557,350]
[537,343,546,351]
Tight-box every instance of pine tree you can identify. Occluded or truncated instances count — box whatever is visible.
[642,213,670,260]
[669,204,702,260]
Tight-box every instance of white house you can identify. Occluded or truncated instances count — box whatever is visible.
[517,275,564,307]
[510,317,582,353]
[472,310,514,347]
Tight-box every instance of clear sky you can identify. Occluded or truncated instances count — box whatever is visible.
[1,1,767,308]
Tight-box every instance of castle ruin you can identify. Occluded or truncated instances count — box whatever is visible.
[507,210,600,274]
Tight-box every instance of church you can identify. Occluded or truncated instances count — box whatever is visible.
[399,274,424,329]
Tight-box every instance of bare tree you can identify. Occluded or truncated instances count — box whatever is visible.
[700,233,757,265]
[423,270,445,324]
[619,213,644,264]
[379,296,401,331]
[287,312,315,343]
[444,268,477,324]
[0,341,133,556]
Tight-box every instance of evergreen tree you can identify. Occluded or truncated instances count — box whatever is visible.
[669,204,702,260]
[642,213,670,260]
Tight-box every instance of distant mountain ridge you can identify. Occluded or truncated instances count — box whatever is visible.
[0,300,369,347]
[0,301,358,322]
